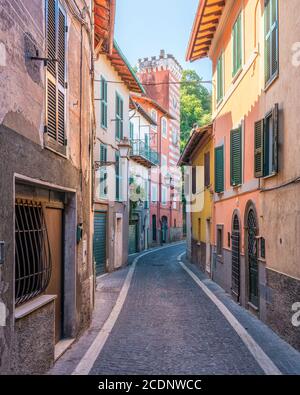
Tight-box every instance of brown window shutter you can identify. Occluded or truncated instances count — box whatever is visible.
[204,152,210,187]
[47,0,57,78]
[192,166,197,195]
[58,9,66,87]
[47,79,57,140]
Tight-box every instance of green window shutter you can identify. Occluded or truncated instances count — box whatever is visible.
[254,119,264,178]
[230,127,242,186]
[272,103,279,173]
[100,145,108,198]
[115,94,124,140]
[215,146,224,193]
[233,13,242,76]
[101,77,108,128]
[130,122,134,141]
[115,151,120,200]
[265,0,278,84]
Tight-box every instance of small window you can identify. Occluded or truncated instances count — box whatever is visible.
[162,186,168,205]
[101,77,108,128]
[204,152,210,187]
[116,93,124,140]
[217,54,224,103]
[161,117,167,138]
[232,12,242,77]
[217,225,224,257]
[151,184,158,202]
[172,129,178,145]
[192,166,197,195]
[151,109,158,131]
[15,199,51,306]
[198,218,201,242]
[265,0,278,85]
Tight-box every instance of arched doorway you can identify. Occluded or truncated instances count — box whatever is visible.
[161,216,168,244]
[231,213,240,301]
[247,208,259,308]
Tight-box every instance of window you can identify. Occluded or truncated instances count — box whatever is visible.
[100,77,108,128]
[161,117,167,138]
[216,225,224,258]
[232,12,242,77]
[100,145,108,199]
[46,0,67,154]
[144,180,149,209]
[215,146,224,193]
[198,219,201,242]
[151,109,157,131]
[162,186,168,205]
[265,0,278,85]
[161,154,168,174]
[204,152,210,187]
[115,151,122,201]
[254,103,279,178]
[129,122,134,141]
[217,54,224,103]
[116,93,124,140]
[192,166,197,195]
[151,183,158,202]
[172,129,178,145]
[230,126,242,186]
[15,199,51,306]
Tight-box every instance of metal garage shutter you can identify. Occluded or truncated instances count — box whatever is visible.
[94,212,107,276]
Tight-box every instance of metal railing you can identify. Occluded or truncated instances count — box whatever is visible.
[130,140,159,166]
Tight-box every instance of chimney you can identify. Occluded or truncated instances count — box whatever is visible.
[160,49,165,58]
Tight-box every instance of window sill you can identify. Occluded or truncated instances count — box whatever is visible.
[262,172,277,180]
[232,67,243,84]
[264,73,279,92]
[15,295,57,320]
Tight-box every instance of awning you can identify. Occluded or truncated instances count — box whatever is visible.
[186,0,226,61]
[131,94,174,120]
[94,0,115,54]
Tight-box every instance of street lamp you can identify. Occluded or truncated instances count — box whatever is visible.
[94,137,132,169]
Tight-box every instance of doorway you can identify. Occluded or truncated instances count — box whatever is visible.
[115,214,123,269]
[152,215,157,242]
[161,216,168,243]
[205,219,211,274]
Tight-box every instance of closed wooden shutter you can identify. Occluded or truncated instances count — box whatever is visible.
[116,94,124,140]
[230,127,242,186]
[204,152,210,187]
[215,146,224,193]
[217,55,223,102]
[233,13,242,76]
[192,166,197,195]
[46,0,67,153]
[101,77,108,128]
[272,103,279,173]
[254,119,264,178]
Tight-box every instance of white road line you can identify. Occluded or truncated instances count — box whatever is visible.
[72,243,185,375]
[178,253,282,375]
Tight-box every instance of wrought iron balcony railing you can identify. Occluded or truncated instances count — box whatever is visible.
[130,140,159,167]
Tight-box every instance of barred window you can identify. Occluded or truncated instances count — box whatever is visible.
[15,200,52,306]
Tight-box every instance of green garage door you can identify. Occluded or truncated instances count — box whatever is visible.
[94,212,107,276]
[128,223,138,254]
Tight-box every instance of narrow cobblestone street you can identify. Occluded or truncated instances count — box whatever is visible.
[50,243,300,376]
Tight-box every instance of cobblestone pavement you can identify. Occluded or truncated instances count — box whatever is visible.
[90,243,264,375]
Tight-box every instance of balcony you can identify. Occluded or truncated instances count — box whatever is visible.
[130,140,159,167]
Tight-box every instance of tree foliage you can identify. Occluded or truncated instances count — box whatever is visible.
[180,70,212,151]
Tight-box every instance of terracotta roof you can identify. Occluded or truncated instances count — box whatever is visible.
[186,0,226,61]
[131,94,175,120]
[94,0,115,54]
[178,124,213,165]
[108,41,145,94]
[130,98,158,126]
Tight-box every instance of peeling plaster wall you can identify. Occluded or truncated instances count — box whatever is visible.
[0,0,94,373]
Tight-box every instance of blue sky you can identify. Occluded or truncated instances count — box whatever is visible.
[114,0,212,83]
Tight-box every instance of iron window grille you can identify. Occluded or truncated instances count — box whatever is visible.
[15,199,52,306]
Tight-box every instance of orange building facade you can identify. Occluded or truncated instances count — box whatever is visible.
[187,0,300,350]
